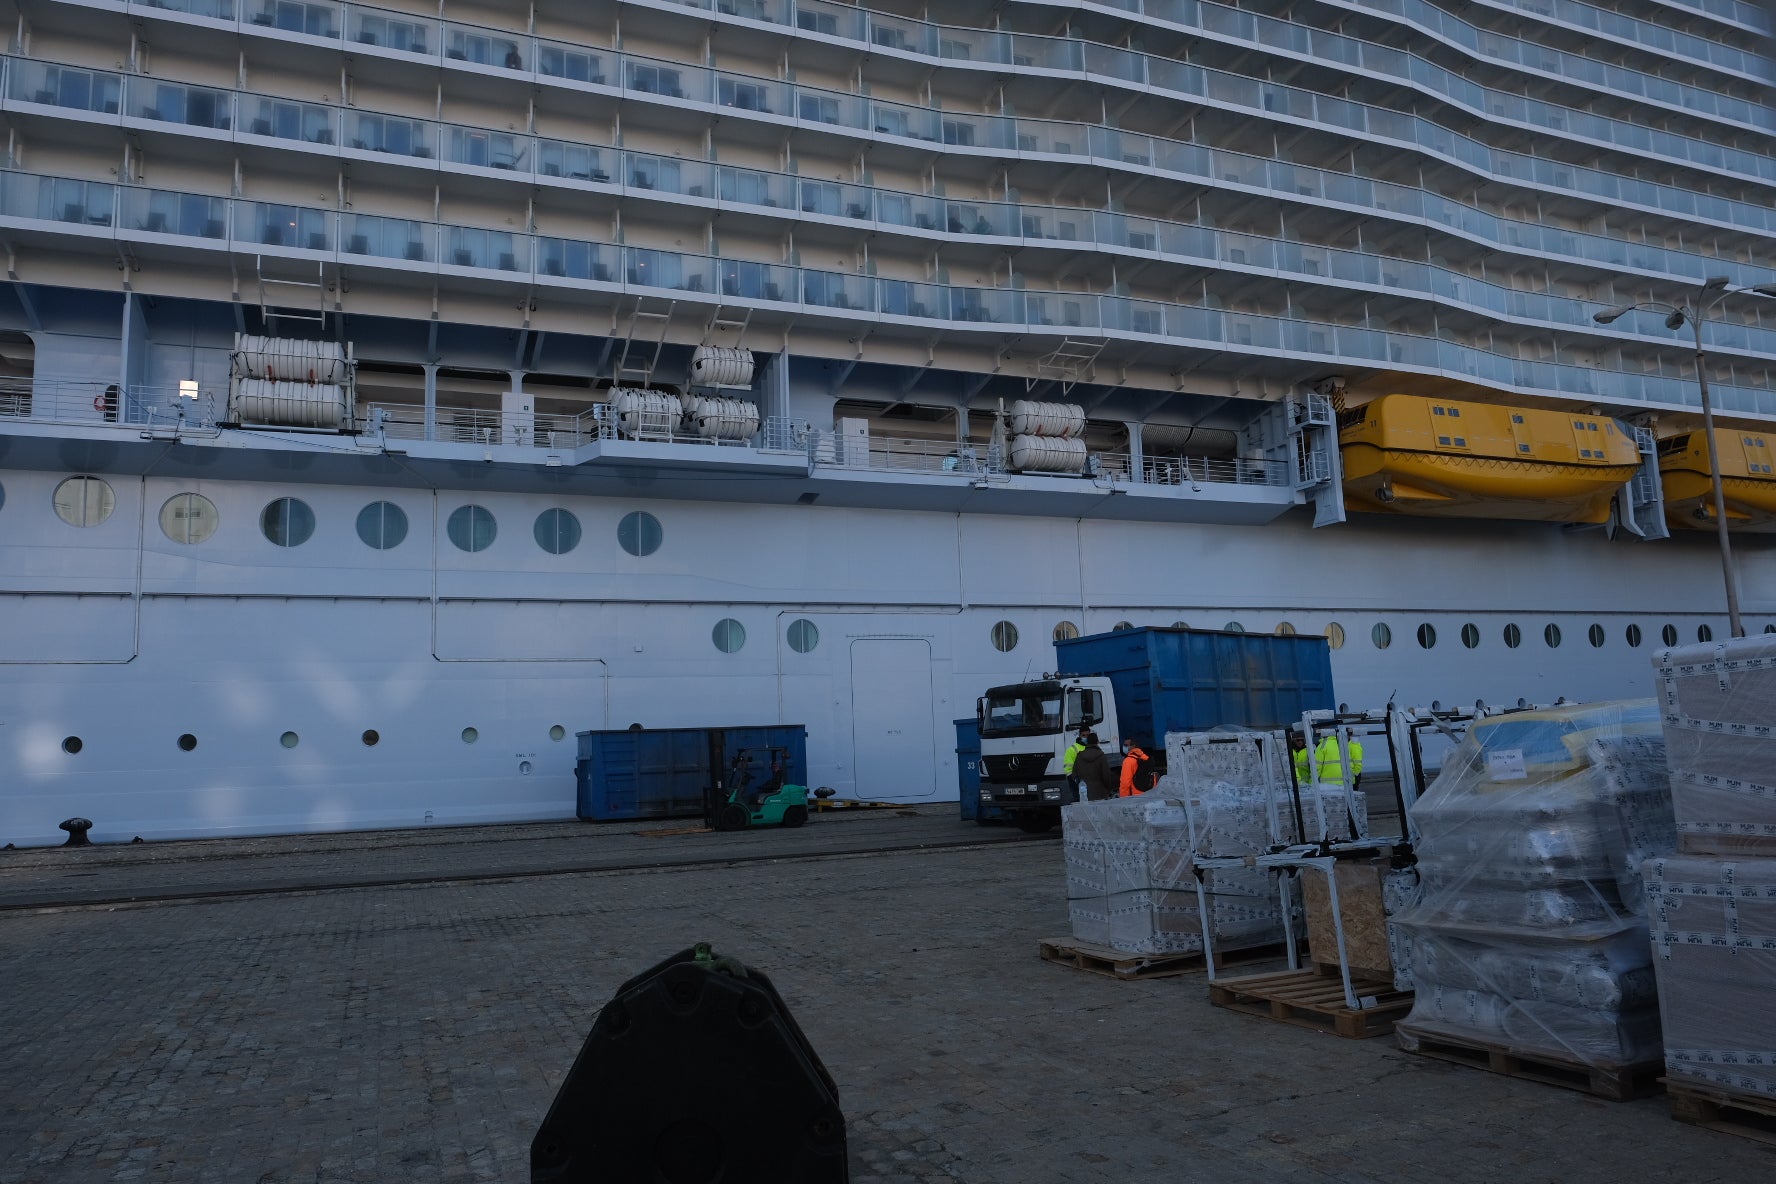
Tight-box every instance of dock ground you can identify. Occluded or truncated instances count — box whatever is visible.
[1,809,1765,1182]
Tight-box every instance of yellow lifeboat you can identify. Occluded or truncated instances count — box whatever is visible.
[1660,430,1776,531]
[1339,394,1641,524]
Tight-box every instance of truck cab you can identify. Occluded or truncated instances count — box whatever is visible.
[976,676,1119,832]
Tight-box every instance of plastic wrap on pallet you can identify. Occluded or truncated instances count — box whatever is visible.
[1393,699,1676,1070]
[1062,796,1289,956]
[1165,729,1368,848]
[1643,854,1776,1101]
[1383,867,1423,993]
[1654,633,1776,857]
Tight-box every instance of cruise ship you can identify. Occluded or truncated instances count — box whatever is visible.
[1,0,1772,847]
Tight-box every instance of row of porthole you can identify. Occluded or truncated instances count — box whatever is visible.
[992,619,1749,654]
[61,723,575,755]
[35,476,666,556]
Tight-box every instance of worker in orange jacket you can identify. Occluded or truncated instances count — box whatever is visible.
[1118,740,1153,797]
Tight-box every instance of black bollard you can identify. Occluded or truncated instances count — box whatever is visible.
[59,818,93,847]
[532,943,847,1183]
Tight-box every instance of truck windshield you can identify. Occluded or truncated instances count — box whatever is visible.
[980,682,1063,737]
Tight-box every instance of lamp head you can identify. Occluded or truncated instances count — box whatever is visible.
[1665,309,1688,330]
[1592,307,1629,325]
[1703,276,1731,292]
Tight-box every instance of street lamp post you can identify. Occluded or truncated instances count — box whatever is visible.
[1592,276,1776,639]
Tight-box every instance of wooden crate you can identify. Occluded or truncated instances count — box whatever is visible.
[1208,966,1412,1039]
[1668,1081,1776,1146]
[1037,937,1284,982]
[1394,1023,1660,1101]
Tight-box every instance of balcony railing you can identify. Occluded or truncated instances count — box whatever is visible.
[84,0,1776,234]
[0,376,221,432]
[4,169,1775,418]
[7,51,1773,293]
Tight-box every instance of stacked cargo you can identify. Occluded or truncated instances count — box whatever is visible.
[1645,636,1776,1110]
[1392,701,1676,1074]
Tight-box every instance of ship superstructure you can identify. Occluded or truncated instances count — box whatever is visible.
[1,0,1773,845]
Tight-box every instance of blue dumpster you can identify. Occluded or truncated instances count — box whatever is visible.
[955,717,1006,825]
[575,725,808,821]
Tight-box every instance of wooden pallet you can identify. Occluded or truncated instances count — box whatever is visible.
[1394,1023,1660,1101]
[1037,937,1284,981]
[1667,1081,1776,1146]
[1207,966,1412,1039]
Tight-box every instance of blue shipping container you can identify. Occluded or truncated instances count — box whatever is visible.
[1054,627,1334,744]
[575,725,808,821]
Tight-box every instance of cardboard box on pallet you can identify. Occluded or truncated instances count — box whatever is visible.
[1655,634,1776,857]
[1643,854,1776,1103]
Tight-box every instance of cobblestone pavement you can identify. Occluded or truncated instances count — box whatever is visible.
[1,811,1768,1182]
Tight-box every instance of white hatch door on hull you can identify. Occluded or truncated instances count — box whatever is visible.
[849,638,937,801]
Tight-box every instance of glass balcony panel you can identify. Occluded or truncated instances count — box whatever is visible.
[801,270,868,311]
[446,226,519,270]
[536,141,606,182]
[126,188,226,238]
[248,0,339,37]
[1082,43,1144,84]
[625,247,683,289]
[27,176,116,226]
[131,79,233,130]
[718,259,787,301]
[246,97,336,144]
[341,213,429,261]
[537,238,611,281]
[12,62,122,115]
[537,43,606,84]
[795,91,862,127]
[248,203,331,250]
[350,113,433,158]
[626,61,691,99]
[794,0,858,39]
[349,10,430,54]
[717,76,781,114]
[715,0,775,21]
[1007,35,1076,71]
[447,26,526,71]
[150,0,235,16]
[936,27,1007,64]
[867,15,922,54]
[447,127,526,171]
[625,155,682,193]
[716,167,779,207]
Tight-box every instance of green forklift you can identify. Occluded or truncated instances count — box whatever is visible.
[704,746,810,831]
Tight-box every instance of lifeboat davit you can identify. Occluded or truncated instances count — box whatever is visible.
[1660,430,1776,532]
[1339,394,1641,524]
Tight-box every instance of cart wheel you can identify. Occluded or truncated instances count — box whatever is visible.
[714,803,750,832]
[781,805,808,829]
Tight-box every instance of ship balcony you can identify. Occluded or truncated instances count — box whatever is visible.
[4,54,1768,284]
[50,1,1776,222]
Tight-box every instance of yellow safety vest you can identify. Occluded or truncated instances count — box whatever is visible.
[1063,742,1085,774]
[1295,736,1363,785]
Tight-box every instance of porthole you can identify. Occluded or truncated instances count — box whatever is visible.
[53,476,116,527]
[1662,624,1678,647]
[533,507,581,555]
[991,620,1019,652]
[461,727,479,744]
[1224,621,1245,633]
[177,733,197,752]
[1371,623,1392,650]
[713,618,747,653]
[1416,623,1436,649]
[787,618,820,653]
[1503,624,1522,649]
[159,493,218,544]
[1053,621,1080,643]
[62,736,83,755]
[1276,622,1297,636]
[1460,623,1480,649]
[261,497,315,547]
[280,731,299,749]
[1171,620,1190,630]
[447,504,496,553]
[1765,624,1776,635]
[549,725,567,742]
[1325,623,1345,650]
[1699,624,1714,642]
[618,510,663,557]
[1588,623,1606,648]
[361,730,380,747]
[356,501,409,550]
[1545,623,1563,649]
[1112,621,1134,632]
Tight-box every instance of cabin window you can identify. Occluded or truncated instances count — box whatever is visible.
[713,618,748,653]
[991,621,1020,652]
[1699,624,1715,643]
[1325,623,1345,650]
[618,511,663,556]
[1588,624,1606,648]
[1224,621,1246,633]
[1417,623,1436,649]
[1371,623,1391,649]
[533,508,581,555]
[1276,622,1297,635]
[1461,623,1480,649]
[1054,621,1080,642]
[1662,624,1679,646]
[159,493,218,544]
[447,505,496,553]
[1112,621,1134,632]
[261,497,315,547]
[1503,624,1522,648]
[1626,624,1643,647]
[1544,623,1563,648]
[787,619,820,653]
[53,476,116,527]
[356,501,408,550]
[461,727,479,744]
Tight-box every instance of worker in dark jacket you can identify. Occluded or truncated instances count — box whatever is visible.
[1072,732,1118,801]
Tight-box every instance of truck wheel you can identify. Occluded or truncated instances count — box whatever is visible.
[1015,812,1055,835]
[714,803,750,832]
[781,805,808,829]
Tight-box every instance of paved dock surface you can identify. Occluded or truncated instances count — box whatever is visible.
[1,810,1767,1182]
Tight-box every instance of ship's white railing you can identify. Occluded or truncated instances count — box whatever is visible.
[574,403,760,447]
[804,430,993,475]
[367,403,591,449]
[1141,453,1290,487]
[0,377,221,433]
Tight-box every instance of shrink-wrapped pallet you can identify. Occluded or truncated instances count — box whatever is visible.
[1655,634,1776,856]
[1393,700,1676,1069]
[1643,854,1776,1101]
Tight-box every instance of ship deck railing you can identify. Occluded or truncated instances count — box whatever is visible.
[0,377,221,435]
[1138,453,1290,487]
